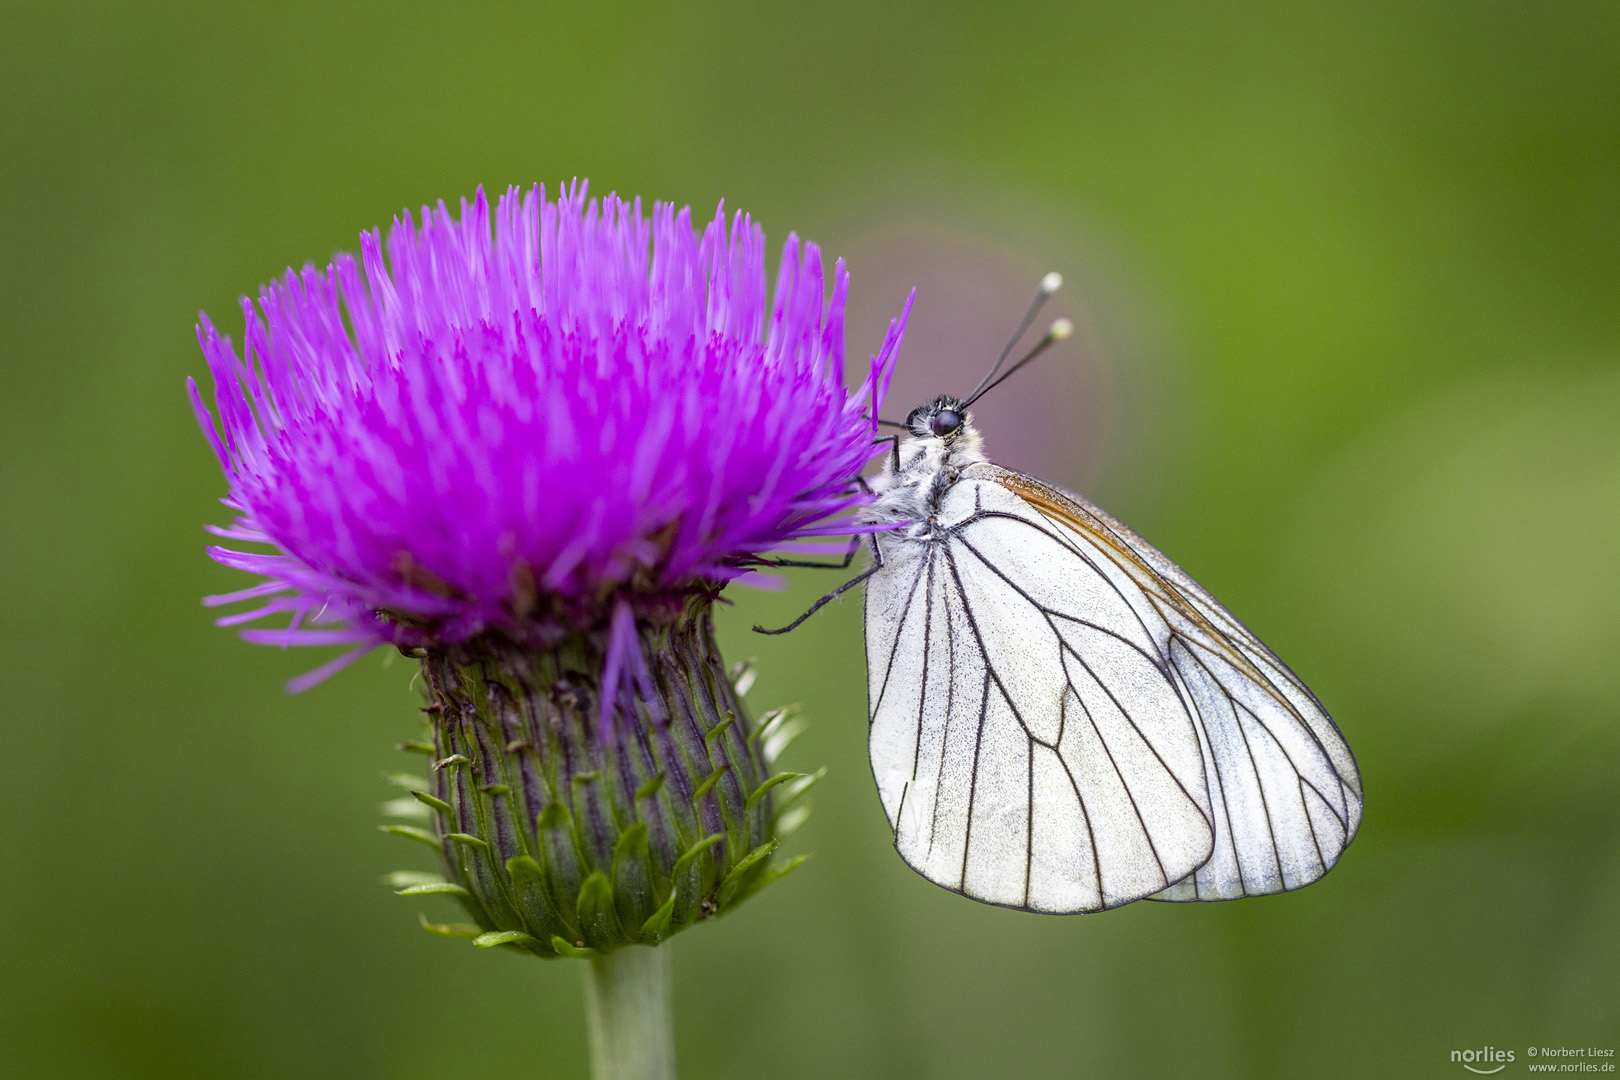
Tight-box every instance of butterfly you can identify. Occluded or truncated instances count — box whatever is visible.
[756,273,1362,913]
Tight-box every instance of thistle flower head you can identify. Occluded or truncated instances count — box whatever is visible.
[192,180,911,681]
[192,182,911,957]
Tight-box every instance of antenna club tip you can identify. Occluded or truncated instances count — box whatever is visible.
[1048,317,1075,341]
[1040,271,1064,294]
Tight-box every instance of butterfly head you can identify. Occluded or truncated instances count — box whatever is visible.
[905,395,972,443]
[874,273,1072,493]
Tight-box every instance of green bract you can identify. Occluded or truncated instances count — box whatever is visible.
[382,599,810,957]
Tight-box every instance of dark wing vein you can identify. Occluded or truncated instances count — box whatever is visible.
[961,652,991,892]
[894,548,937,839]
[1177,629,1353,828]
[1166,608,1354,819]
[1014,495,1323,731]
[869,539,928,724]
[1170,659,1247,899]
[950,508,1168,666]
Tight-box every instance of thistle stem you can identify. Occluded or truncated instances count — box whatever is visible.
[583,945,676,1080]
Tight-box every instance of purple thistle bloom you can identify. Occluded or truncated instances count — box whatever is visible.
[189,181,915,975]
[191,181,912,691]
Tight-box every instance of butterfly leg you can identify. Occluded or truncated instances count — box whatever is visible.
[745,533,862,570]
[874,434,900,473]
[751,536,884,635]
[741,472,880,571]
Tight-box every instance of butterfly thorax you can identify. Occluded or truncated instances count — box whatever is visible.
[863,396,987,538]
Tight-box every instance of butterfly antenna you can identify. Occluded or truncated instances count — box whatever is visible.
[962,317,1074,406]
[961,271,1063,405]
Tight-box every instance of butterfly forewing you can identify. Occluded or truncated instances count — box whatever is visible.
[867,476,1215,913]
[983,465,1364,901]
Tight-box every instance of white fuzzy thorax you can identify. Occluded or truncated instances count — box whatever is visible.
[863,417,987,537]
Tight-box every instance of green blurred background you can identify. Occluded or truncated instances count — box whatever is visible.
[3,2,1617,1076]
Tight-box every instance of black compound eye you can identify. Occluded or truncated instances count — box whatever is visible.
[930,409,963,437]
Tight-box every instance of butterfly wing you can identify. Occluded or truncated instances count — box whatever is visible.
[866,474,1215,913]
[983,465,1364,901]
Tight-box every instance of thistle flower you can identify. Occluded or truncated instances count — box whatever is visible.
[190,181,912,966]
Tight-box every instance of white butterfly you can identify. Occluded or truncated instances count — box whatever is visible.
[761,274,1362,912]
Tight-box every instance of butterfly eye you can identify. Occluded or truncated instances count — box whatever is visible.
[930,409,963,437]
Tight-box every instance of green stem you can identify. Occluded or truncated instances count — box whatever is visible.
[583,945,676,1080]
